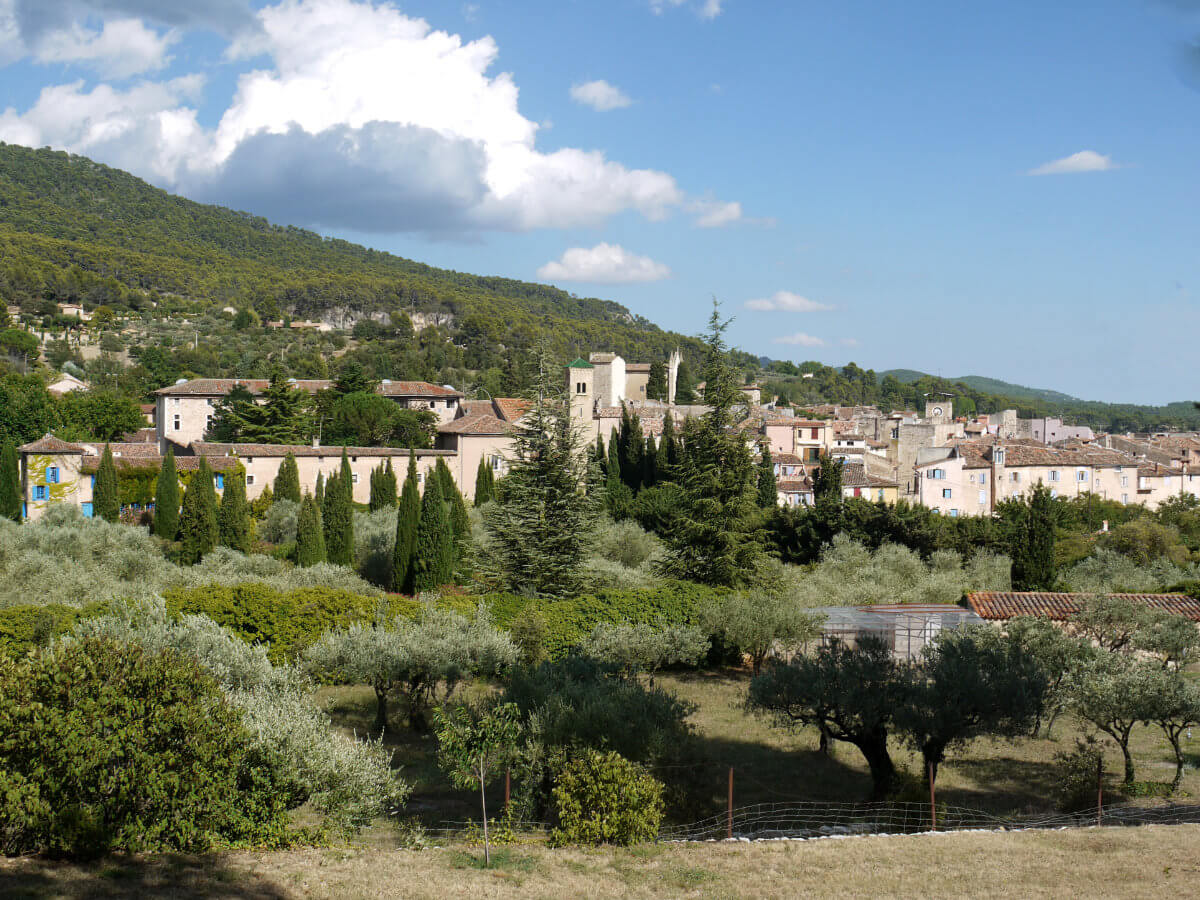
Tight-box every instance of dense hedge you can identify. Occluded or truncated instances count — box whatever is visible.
[0,602,110,658]
[164,583,474,662]
[477,581,725,659]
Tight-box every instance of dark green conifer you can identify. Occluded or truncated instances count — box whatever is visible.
[644,433,658,488]
[178,457,219,564]
[0,440,22,522]
[153,447,179,539]
[392,452,421,592]
[274,452,301,503]
[296,492,326,566]
[314,471,325,507]
[757,444,778,509]
[93,443,120,523]
[438,458,471,577]
[474,457,494,506]
[1012,483,1057,590]
[412,468,453,592]
[218,470,251,553]
[323,450,355,566]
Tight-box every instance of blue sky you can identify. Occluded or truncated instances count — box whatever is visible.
[0,0,1198,403]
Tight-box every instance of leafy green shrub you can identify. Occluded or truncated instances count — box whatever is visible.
[549,751,664,846]
[592,517,662,569]
[1053,736,1106,813]
[260,499,299,544]
[0,602,109,658]
[0,638,285,857]
[479,581,724,659]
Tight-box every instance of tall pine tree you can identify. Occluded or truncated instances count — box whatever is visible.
[274,452,301,503]
[757,444,778,508]
[0,440,21,522]
[484,346,599,597]
[392,453,421,592]
[152,447,179,539]
[178,458,219,564]
[93,443,119,523]
[659,302,762,586]
[412,468,453,592]
[296,492,327,566]
[218,470,251,553]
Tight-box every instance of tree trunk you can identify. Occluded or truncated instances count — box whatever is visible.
[855,734,896,800]
[1120,742,1135,786]
[480,759,490,867]
[818,723,830,756]
[1170,734,1185,793]
[373,684,389,734]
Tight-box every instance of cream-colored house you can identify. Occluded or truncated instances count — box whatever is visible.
[155,378,464,449]
[916,441,1140,517]
[46,372,89,396]
[1136,463,1200,508]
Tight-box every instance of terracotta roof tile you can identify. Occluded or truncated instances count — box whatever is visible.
[18,434,85,454]
[155,378,460,398]
[492,398,530,422]
[438,414,514,436]
[193,442,454,458]
[966,591,1200,622]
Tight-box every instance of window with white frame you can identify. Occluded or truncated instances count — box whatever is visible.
[1122,493,1129,503]
[949,509,959,517]
[1077,470,1089,482]
[978,490,986,504]
[1121,476,1129,487]
[942,488,952,499]
[1011,471,1020,483]
[1048,470,1060,482]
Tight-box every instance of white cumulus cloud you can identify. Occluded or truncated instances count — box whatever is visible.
[0,0,740,237]
[31,18,177,78]
[772,332,825,347]
[745,291,832,312]
[1027,150,1120,176]
[537,243,671,284]
[569,79,632,112]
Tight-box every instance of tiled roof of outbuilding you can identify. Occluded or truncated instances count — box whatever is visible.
[965,591,1200,622]
[18,434,84,454]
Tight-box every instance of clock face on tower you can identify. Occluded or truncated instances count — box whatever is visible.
[932,407,943,417]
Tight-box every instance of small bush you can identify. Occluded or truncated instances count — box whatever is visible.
[259,499,299,544]
[592,517,662,569]
[0,638,285,857]
[1053,736,1106,813]
[0,602,109,658]
[549,750,664,846]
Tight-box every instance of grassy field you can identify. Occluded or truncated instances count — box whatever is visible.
[318,668,1200,827]
[3,825,1198,899]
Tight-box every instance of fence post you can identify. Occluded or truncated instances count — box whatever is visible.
[1096,756,1103,828]
[505,768,511,808]
[928,761,937,832]
[727,767,734,840]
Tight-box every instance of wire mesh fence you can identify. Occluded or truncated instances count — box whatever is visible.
[420,801,1200,844]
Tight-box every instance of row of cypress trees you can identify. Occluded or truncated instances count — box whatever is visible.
[391,454,470,594]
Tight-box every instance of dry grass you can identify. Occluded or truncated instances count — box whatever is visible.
[4,825,1199,899]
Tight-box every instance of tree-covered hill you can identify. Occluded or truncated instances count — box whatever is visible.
[879,369,1079,404]
[0,142,705,368]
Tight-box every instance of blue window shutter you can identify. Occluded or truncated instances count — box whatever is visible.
[90,475,96,488]
[216,474,224,490]
[48,467,59,483]
[81,502,93,518]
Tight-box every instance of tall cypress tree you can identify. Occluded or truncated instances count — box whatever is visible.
[757,444,778,508]
[605,432,632,519]
[437,458,472,577]
[617,406,644,492]
[274,452,301,503]
[656,415,677,482]
[1012,484,1057,590]
[595,436,607,477]
[296,492,326,566]
[393,452,421,592]
[323,450,355,566]
[218,470,251,553]
[646,361,668,401]
[0,441,21,522]
[178,458,219,564]
[369,459,397,511]
[153,447,179,539]
[644,433,658,488]
[474,457,494,506]
[412,469,453,592]
[314,471,325,507]
[93,443,119,523]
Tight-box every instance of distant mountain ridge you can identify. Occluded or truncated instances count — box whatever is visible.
[880,369,1080,405]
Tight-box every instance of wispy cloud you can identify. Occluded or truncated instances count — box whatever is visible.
[840,337,860,347]
[537,243,670,283]
[772,332,825,347]
[650,0,723,20]
[746,291,832,312]
[569,80,632,111]
[1027,150,1120,176]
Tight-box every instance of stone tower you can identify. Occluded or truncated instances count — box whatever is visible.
[565,358,595,420]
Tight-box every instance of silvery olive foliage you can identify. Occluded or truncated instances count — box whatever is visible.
[580,621,710,677]
[71,600,407,833]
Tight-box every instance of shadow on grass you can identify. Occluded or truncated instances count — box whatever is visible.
[0,853,293,900]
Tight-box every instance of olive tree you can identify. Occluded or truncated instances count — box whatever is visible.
[1005,616,1090,736]
[580,621,709,679]
[304,606,517,733]
[894,628,1045,785]
[702,589,824,675]
[1065,651,1160,785]
[1141,668,1200,791]
[748,637,905,799]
